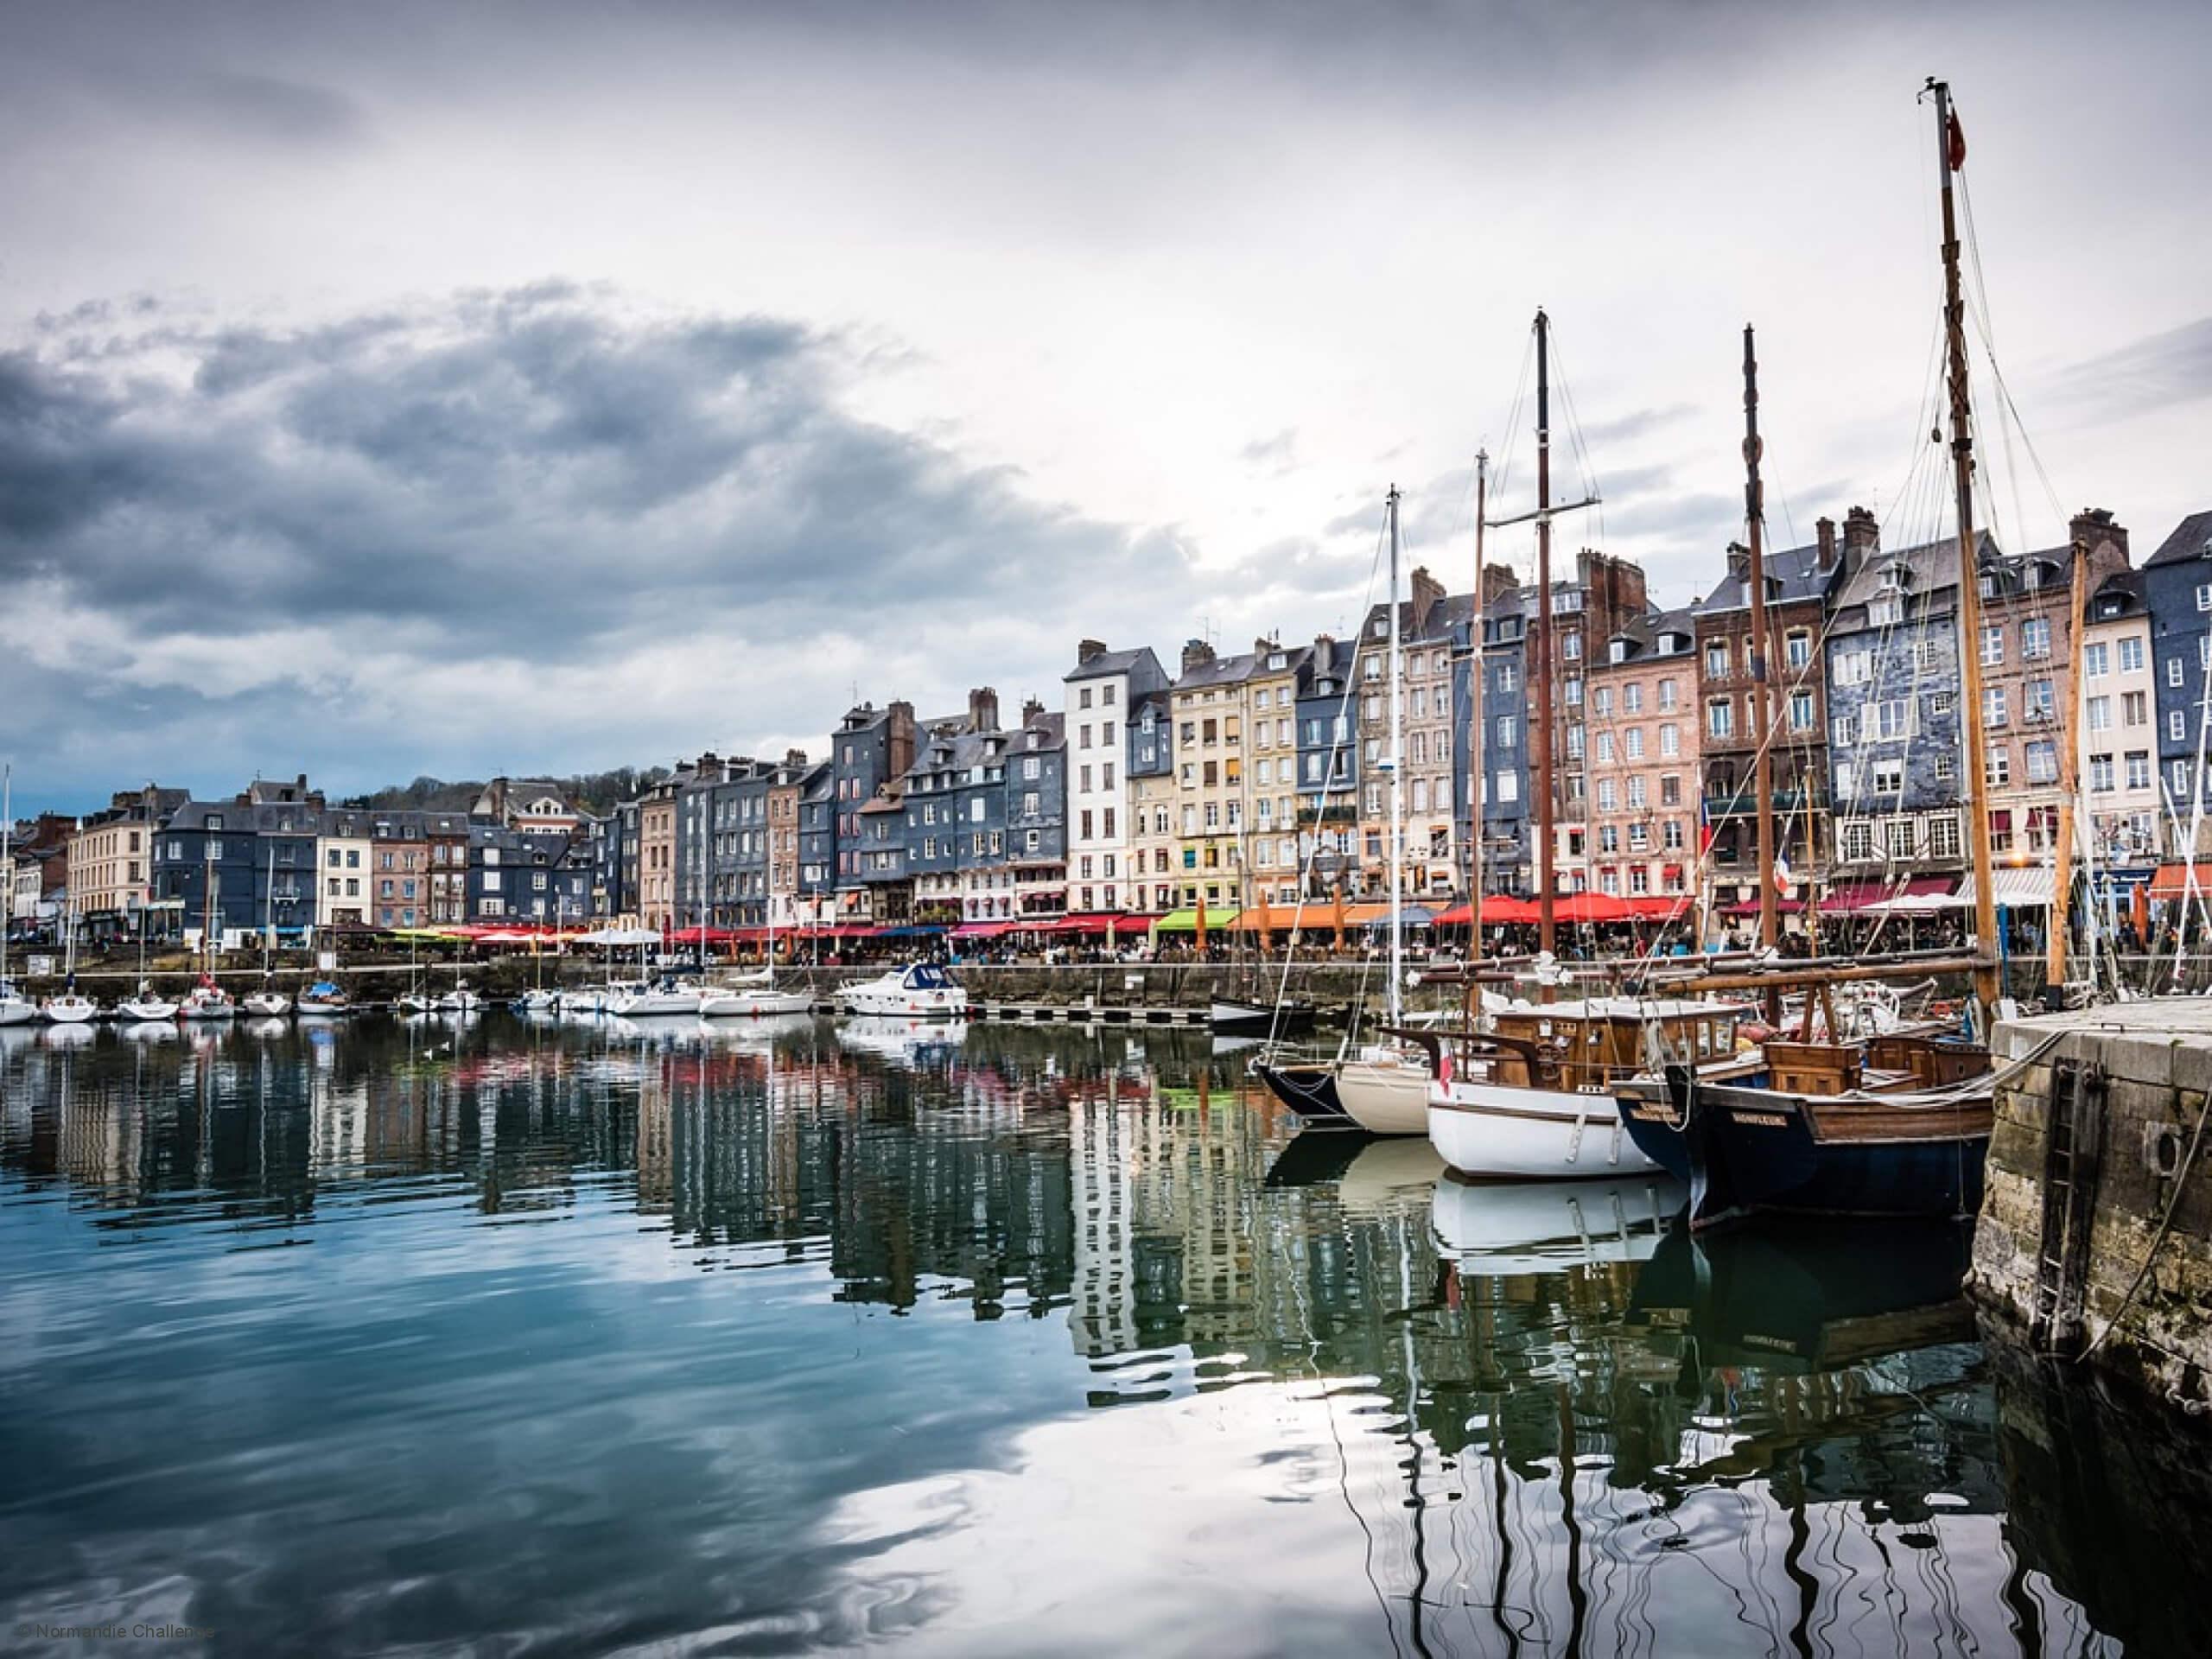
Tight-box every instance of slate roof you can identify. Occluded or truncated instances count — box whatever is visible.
[1065,645,1163,683]
[1699,538,1838,613]
[2145,510,2212,569]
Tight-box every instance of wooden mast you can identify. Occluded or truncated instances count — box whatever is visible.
[1742,325,1780,1021]
[1534,310,1557,963]
[1468,450,1488,943]
[2046,530,2091,988]
[1930,78,2003,1020]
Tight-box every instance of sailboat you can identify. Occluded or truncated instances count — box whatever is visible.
[1614,86,2006,1229]
[1257,486,1430,1128]
[41,901,97,1024]
[116,924,176,1021]
[242,842,291,1015]
[0,768,38,1027]
[1417,312,1752,1179]
[701,878,811,1017]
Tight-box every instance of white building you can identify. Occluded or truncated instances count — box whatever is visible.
[315,810,374,930]
[2078,569,2162,871]
[1064,640,1168,914]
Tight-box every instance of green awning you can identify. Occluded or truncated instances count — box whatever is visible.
[1151,906,1243,933]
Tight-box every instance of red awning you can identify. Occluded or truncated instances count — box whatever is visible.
[950,920,1014,938]
[1815,877,1955,914]
[2149,863,2212,899]
[1555,892,1633,923]
[666,925,744,945]
[1623,894,1694,920]
[1722,897,1807,917]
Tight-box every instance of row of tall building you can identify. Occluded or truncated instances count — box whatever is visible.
[11,502,2212,944]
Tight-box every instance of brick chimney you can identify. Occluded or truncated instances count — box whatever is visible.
[2070,506,2128,565]
[1842,505,1879,563]
[1181,639,1217,675]
[1815,515,1838,572]
[1076,639,1107,665]
[1480,562,1519,605]
[784,747,808,769]
[1726,541,1751,586]
[1021,696,1045,725]
[1410,565,1446,635]
[887,701,917,780]
[967,686,1000,733]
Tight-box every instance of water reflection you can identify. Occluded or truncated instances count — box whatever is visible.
[0,1018,2135,1654]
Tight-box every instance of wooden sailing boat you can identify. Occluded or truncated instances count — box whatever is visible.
[1615,82,2005,1227]
[1421,312,1753,1178]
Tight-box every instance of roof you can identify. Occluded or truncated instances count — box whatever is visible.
[1065,645,1163,683]
[165,799,328,836]
[1826,529,1999,618]
[2088,568,2147,622]
[1698,537,1837,613]
[2146,511,2212,569]
[1172,650,1261,692]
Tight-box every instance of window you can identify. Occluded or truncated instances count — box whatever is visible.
[2197,583,2212,612]
[1834,649,1872,686]
[2127,751,2152,791]
[1875,699,1913,741]
[1984,686,2006,727]
[1662,818,1685,849]
[1658,677,1678,710]
[2171,656,2188,689]
[1627,775,1647,809]
[2088,753,2115,792]
[2084,641,2109,678]
[1885,819,1916,858]
[2023,617,2052,658]
[2088,696,2113,732]
[1494,772,1519,804]
[1704,641,1728,678]
[1624,683,1643,714]
[2172,710,2188,744]
[1596,779,1618,812]
[1934,754,1956,782]
[1834,760,1855,798]
[1986,747,2011,788]
[1789,690,1815,732]
[1785,630,1812,669]
[1707,699,1734,739]
[1981,624,2005,666]
[2125,690,2147,726]
[1929,815,1962,860]
[1872,760,1904,795]
[2120,637,2144,673]
[1832,713,1857,746]
[2026,740,2057,785]
[1842,820,1874,861]
[1592,686,1613,718]
[1595,732,1614,764]
[1661,774,1681,806]
[1659,723,1681,757]
[1497,715,1517,749]
[1625,728,1645,760]
[2173,759,2194,800]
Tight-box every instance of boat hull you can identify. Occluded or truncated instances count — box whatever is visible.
[118,1001,178,1021]
[42,998,98,1026]
[0,999,36,1027]
[1652,1064,1991,1230]
[1252,1063,1357,1128]
[1336,1058,1431,1135]
[241,993,291,1018]
[1431,1170,1688,1276]
[701,989,814,1018]
[1211,997,1316,1036]
[1427,1080,1661,1179]
[295,1001,349,1019]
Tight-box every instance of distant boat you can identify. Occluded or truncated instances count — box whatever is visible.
[1210,995,1314,1036]
[41,987,97,1025]
[512,988,560,1014]
[179,977,237,1020]
[117,980,179,1022]
[435,984,483,1014]
[0,980,35,1027]
[834,962,966,1020]
[295,982,351,1018]
[605,978,703,1019]
[241,984,291,1017]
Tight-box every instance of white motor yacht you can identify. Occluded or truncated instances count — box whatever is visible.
[833,962,967,1020]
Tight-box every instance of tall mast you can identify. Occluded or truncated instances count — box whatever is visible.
[1,764,11,987]
[1468,451,1488,935]
[1534,310,1557,959]
[1743,326,1780,988]
[1930,78,2002,1020]
[2047,530,2090,987]
[1386,486,1404,1025]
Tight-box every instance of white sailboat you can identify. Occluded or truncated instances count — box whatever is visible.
[116,925,175,1020]
[0,767,38,1027]
[241,842,291,1016]
[701,900,812,1018]
[41,902,97,1024]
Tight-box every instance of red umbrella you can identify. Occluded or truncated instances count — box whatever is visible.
[1556,892,1632,924]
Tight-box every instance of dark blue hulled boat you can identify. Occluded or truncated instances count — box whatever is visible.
[1614,1033,1992,1230]
[1252,1059,1360,1128]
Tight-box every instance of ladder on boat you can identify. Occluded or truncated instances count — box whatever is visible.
[2031,1057,2106,1356]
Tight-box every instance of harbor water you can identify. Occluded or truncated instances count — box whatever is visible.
[0,1015,2181,1655]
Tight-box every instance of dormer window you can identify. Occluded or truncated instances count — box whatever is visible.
[1609,639,1628,664]
[1268,652,1286,671]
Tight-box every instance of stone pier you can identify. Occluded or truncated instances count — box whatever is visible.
[1977,998,2212,1412]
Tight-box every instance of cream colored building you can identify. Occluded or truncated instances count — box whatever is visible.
[1168,638,1313,912]
[66,817,154,931]
[2078,569,2162,867]
[316,810,374,929]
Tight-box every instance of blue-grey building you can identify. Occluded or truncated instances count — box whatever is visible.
[2144,510,2212,812]
[1821,530,1987,880]
[798,760,835,905]
[831,702,917,919]
[1476,593,1532,894]
[1294,635,1358,897]
[150,777,326,940]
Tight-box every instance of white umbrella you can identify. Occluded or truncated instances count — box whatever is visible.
[577,927,662,945]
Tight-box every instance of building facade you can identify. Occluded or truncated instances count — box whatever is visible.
[1586,609,1700,904]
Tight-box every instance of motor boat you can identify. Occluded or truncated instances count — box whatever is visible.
[117,981,179,1021]
[179,979,237,1020]
[605,978,703,1019]
[512,988,560,1014]
[241,984,291,1017]
[295,982,351,1018]
[0,978,36,1027]
[435,984,483,1014]
[833,962,967,1020]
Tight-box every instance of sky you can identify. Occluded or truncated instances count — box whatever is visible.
[2,0,2208,815]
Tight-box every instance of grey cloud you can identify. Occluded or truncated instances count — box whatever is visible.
[1239,429,1299,474]
[1573,404,1700,448]
[2046,315,2212,420]
[187,71,369,144]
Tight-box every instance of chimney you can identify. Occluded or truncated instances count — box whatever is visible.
[967,685,1000,733]
[1410,565,1446,635]
[784,747,808,769]
[1726,541,1751,586]
[2069,506,2128,567]
[1816,515,1838,572]
[1479,562,1519,605]
[1077,639,1108,665]
[1021,696,1045,725]
[1843,505,1879,562]
[887,700,917,780]
[1181,638,1217,675]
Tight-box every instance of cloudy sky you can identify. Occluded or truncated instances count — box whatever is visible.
[3,0,2207,814]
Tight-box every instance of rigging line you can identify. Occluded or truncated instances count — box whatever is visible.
[1488,327,1539,528]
